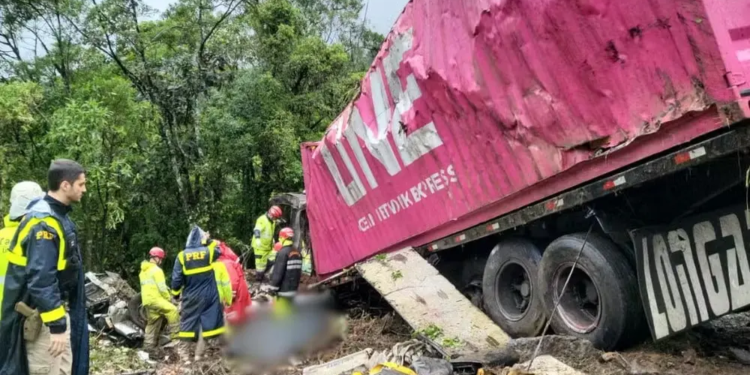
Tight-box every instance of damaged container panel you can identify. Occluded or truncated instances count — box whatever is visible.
[302,0,750,275]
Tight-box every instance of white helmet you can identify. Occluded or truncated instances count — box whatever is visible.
[9,181,44,220]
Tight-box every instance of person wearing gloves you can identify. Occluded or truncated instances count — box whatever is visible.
[0,181,45,322]
[251,205,282,282]
[171,226,224,362]
[264,228,302,302]
[139,247,179,349]
[0,159,90,375]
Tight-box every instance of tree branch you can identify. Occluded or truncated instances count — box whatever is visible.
[197,0,240,60]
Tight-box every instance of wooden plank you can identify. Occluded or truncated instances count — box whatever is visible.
[357,248,510,357]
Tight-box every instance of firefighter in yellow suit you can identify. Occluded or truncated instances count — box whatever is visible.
[251,205,282,282]
[0,181,44,321]
[139,247,179,349]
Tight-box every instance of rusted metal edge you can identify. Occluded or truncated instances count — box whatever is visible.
[421,121,750,253]
[306,267,358,289]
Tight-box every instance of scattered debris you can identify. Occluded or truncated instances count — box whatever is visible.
[728,347,750,365]
[510,355,585,375]
[366,339,440,369]
[86,265,750,375]
[600,352,629,369]
[302,349,372,375]
[85,272,146,346]
[411,357,453,375]
[681,348,697,365]
[89,338,153,374]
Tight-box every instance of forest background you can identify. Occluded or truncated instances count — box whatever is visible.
[0,0,384,282]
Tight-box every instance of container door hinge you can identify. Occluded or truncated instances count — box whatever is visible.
[725,71,747,88]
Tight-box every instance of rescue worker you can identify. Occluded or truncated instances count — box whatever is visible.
[139,247,179,349]
[216,241,251,326]
[213,260,233,309]
[251,205,282,282]
[171,226,224,363]
[0,181,45,321]
[265,228,302,303]
[264,241,283,275]
[0,159,89,375]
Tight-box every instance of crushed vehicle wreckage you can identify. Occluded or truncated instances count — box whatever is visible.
[84,271,157,346]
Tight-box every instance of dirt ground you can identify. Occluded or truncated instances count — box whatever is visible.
[500,311,750,375]
[90,308,750,375]
[89,277,750,375]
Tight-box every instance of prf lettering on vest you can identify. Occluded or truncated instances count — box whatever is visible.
[319,28,445,207]
[186,251,207,262]
[36,230,54,240]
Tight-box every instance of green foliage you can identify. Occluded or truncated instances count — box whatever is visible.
[0,0,382,283]
[416,324,444,340]
[89,337,153,373]
[441,337,463,348]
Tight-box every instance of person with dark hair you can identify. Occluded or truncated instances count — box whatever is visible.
[0,159,89,375]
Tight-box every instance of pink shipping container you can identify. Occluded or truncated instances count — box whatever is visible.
[301,0,750,276]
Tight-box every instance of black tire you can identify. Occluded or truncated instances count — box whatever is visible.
[482,238,546,337]
[539,233,646,350]
[128,293,147,329]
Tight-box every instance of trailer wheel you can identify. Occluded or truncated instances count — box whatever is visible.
[482,238,546,337]
[539,233,645,350]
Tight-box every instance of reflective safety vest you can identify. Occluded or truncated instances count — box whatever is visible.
[252,215,275,253]
[177,241,218,276]
[139,261,171,307]
[7,215,67,272]
[212,262,232,306]
[0,215,20,321]
[6,206,76,325]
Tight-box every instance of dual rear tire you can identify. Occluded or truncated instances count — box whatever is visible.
[481,233,645,350]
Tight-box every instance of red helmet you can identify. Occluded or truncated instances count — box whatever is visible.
[268,206,282,219]
[149,247,166,259]
[279,227,294,240]
[273,242,282,252]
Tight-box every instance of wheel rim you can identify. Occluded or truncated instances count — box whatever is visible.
[553,264,601,334]
[495,261,533,322]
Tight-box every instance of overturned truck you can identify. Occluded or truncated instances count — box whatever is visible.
[295,0,750,350]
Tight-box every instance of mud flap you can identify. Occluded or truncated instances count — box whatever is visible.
[356,248,510,359]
